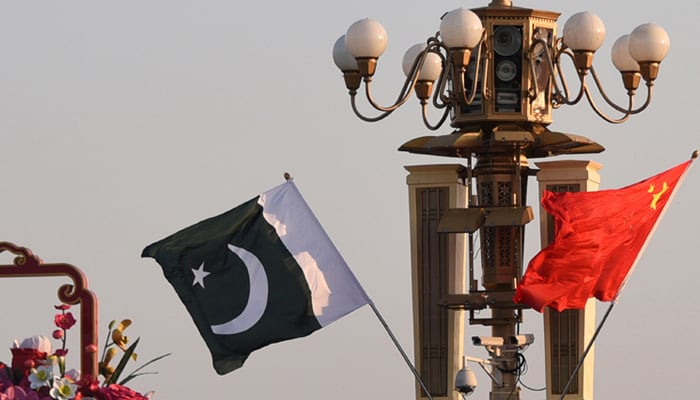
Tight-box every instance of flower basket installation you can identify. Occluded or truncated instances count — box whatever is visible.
[0,242,168,400]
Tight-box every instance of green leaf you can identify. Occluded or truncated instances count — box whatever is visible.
[118,371,157,386]
[118,352,172,386]
[105,337,140,386]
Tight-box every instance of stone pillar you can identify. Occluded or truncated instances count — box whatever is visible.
[405,164,469,400]
[535,160,602,400]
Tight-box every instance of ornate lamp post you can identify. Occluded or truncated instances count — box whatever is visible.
[333,1,669,400]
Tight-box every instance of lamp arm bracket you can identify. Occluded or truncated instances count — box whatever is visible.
[553,49,587,105]
[456,34,488,106]
[432,69,452,109]
[365,39,451,115]
[588,65,654,114]
[464,356,502,387]
[350,93,394,122]
[431,43,454,108]
[527,38,551,101]
[582,84,632,124]
[362,71,416,113]
[421,101,451,130]
[361,41,442,113]
[546,38,572,104]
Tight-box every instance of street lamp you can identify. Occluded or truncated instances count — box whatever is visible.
[333,1,668,400]
[333,2,669,127]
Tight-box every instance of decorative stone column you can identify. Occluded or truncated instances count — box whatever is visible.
[535,160,602,400]
[405,164,468,400]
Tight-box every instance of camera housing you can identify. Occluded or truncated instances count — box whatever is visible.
[455,366,478,395]
[471,336,504,347]
[509,334,535,346]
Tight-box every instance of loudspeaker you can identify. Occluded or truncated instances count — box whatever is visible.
[493,25,523,113]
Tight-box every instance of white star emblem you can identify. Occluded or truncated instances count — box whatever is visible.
[192,262,211,289]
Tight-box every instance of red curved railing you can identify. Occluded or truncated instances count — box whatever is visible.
[0,242,98,379]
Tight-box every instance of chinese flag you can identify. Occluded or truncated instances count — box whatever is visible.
[514,160,692,312]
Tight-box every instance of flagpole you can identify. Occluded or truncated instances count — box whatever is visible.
[368,300,434,400]
[558,302,615,400]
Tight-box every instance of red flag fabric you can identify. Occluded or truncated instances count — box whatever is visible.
[514,160,692,312]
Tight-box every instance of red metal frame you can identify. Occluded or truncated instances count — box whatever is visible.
[0,242,98,379]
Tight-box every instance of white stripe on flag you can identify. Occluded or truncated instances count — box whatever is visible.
[258,180,369,327]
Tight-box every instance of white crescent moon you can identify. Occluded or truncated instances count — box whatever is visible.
[210,244,269,335]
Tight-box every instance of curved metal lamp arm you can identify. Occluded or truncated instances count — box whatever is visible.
[527,41,543,101]
[431,63,452,109]
[528,38,558,102]
[588,65,653,114]
[428,40,453,109]
[421,101,452,130]
[362,41,443,113]
[534,38,652,123]
[363,77,416,113]
[551,47,586,106]
[582,84,633,124]
[455,34,488,106]
[531,38,568,106]
[0,242,99,380]
[350,93,394,122]
[433,49,458,107]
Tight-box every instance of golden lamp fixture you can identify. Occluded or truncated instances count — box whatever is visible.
[333,0,670,132]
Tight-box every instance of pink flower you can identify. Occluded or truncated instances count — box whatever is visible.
[53,313,76,331]
[16,338,51,354]
[0,385,46,400]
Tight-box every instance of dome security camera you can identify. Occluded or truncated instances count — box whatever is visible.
[455,365,478,395]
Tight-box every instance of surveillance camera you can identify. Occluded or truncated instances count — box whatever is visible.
[472,336,504,347]
[455,366,478,395]
[509,334,535,346]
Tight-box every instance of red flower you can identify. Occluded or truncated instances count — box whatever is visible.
[0,362,13,391]
[54,312,77,330]
[54,349,69,357]
[99,384,150,400]
[10,348,47,382]
[76,379,108,400]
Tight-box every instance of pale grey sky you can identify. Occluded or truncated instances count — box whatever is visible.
[0,1,697,399]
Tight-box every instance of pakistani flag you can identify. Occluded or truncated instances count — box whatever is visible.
[142,180,369,375]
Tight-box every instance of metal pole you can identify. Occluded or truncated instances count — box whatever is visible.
[558,302,616,400]
[368,300,433,400]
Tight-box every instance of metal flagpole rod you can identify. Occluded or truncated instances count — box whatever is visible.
[368,300,434,400]
[558,302,616,400]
